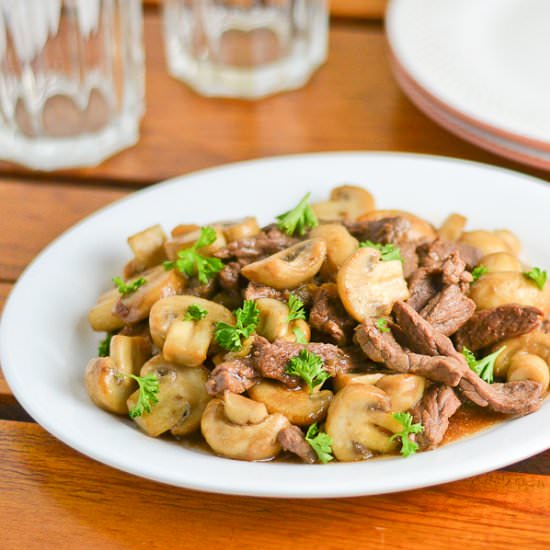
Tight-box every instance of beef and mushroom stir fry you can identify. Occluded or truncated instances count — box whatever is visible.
[85,185,549,464]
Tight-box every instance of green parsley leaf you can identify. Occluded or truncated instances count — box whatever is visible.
[287,294,306,322]
[112,276,147,296]
[471,264,488,282]
[390,412,424,458]
[359,240,403,262]
[524,267,547,290]
[165,226,225,284]
[184,304,208,321]
[462,346,505,384]
[98,332,114,357]
[285,349,332,393]
[214,300,260,351]
[375,318,390,333]
[127,373,160,418]
[305,423,334,464]
[293,326,308,344]
[275,192,318,236]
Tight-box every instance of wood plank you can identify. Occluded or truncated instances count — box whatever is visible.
[1,15,549,186]
[0,283,12,401]
[0,420,548,549]
[0,180,127,281]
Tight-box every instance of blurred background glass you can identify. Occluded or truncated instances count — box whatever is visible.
[0,0,145,170]
[163,0,328,98]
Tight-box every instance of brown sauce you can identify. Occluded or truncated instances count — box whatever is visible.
[442,405,506,444]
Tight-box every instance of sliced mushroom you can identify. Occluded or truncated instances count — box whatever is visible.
[470,272,550,314]
[375,374,426,413]
[241,238,327,290]
[164,226,226,261]
[124,224,167,277]
[325,384,402,461]
[494,332,550,391]
[149,296,234,365]
[310,223,358,279]
[88,287,127,332]
[284,319,311,343]
[247,380,333,426]
[493,229,521,256]
[459,230,513,257]
[337,247,409,321]
[128,355,211,437]
[481,252,522,273]
[356,209,436,241]
[220,217,260,242]
[201,398,290,461]
[256,298,292,342]
[438,213,467,242]
[85,335,152,415]
[333,371,385,392]
[311,185,375,221]
[113,266,185,325]
[171,223,201,237]
[223,391,268,425]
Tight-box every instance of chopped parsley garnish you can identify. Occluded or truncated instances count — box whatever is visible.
[275,192,318,236]
[524,267,547,290]
[462,346,505,384]
[375,318,390,333]
[390,412,424,458]
[359,240,402,262]
[284,349,331,393]
[287,294,306,322]
[293,326,308,344]
[97,332,114,357]
[113,276,146,296]
[184,303,208,321]
[305,423,334,464]
[127,373,160,418]
[471,264,488,282]
[163,226,224,284]
[214,300,260,351]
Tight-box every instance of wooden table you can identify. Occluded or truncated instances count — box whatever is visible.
[1,11,549,550]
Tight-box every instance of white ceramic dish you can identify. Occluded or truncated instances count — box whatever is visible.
[387,0,550,147]
[2,152,549,498]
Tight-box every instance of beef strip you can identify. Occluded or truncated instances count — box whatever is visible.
[400,241,419,279]
[206,358,258,396]
[243,281,318,307]
[344,216,413,244]
[218,261,243,292]
[184,276,218,299]
[454,304,543,351]
[406,267,442,311]
[277,425,317,464]
[419,284,476,336]
[391,301,543,415]
[251,336,354,387]
[417,238,482,272]
[309,283,356,346]
[214,225,297,262]
[411,385,461,450]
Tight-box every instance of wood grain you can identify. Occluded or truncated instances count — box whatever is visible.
[0,420,548,549]
[2,15,550,186]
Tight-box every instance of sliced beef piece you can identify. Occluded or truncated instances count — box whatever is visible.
[400,242,419,279]
[218,261,243,292]
[243,281,318,307]
[419,284,476,336]
[411,384,461,450]
[354,322,464,386]
[417,237,482,272]
[454,304,543,351]
[277,425,316,464]
[391,301,543,415]
[406,267,442,311]
[206,358,258,396]
[184,276,218,299]
[345,216,412,244]
[215,225,297,262]
[251,336,353,387]
[309,283,356,346]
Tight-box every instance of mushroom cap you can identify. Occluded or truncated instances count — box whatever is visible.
[312,185,375,221]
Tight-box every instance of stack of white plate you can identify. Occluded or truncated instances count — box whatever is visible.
[386,0,550,170]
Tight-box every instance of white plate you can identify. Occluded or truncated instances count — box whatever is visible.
[1,152,550,498]
[387,0,550,146]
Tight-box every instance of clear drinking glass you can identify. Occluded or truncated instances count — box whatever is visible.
[0,0,145,170]
[162,0,328,99]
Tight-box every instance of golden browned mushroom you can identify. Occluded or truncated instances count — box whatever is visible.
[88,287,127,332]
[470,272,550,314]
[200,398,290,461]
[128,355,211,437]
[310,223,358,279]
[220,217,260,242]
[480,252,522,273]
[459,230,514,257]
[241,238,327,290]
[254,298,311,344]
[333,371,385,392]
[356,209,436,241]
[375,374,426,413]
[149,296,234,366]
[124,224,167,278]
[247,380,333,426]
[438,213,467,241]
[337,246,409,321]
[223,391,268,425]
[493,229,521,256]
[311,185,375,221]
[164,226,226,261]
[325,384,402,461]
[85,335,152,415]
